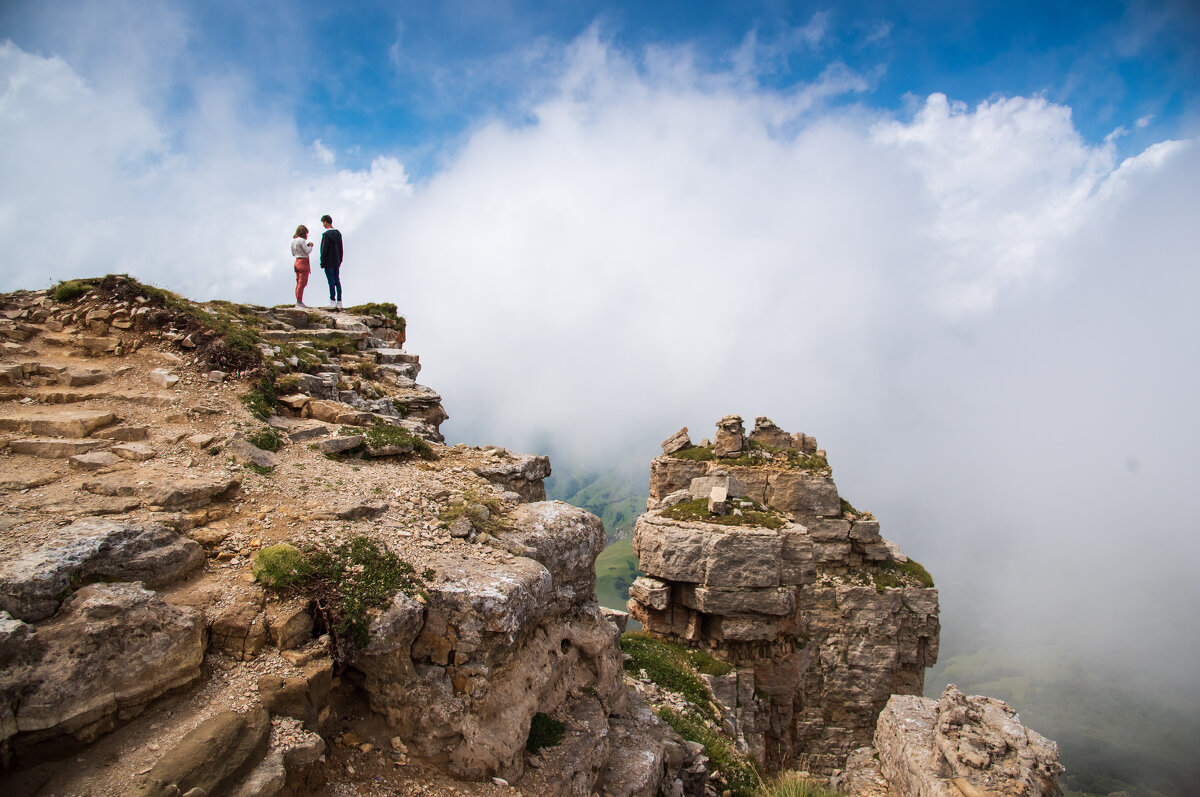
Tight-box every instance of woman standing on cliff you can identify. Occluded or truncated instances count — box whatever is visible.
[291,225,314,307]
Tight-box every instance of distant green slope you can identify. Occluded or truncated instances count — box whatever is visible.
[546,466,647,543]
[595,537,641,611]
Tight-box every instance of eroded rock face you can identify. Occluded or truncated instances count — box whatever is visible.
[859,687,1063,797]
[629,416,940,775]
[353,501,625,784]
[0,517,205,622]
[472,453,552,502]
[0,583,205,761]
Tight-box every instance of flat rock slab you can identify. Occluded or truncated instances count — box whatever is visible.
[334,500,389,520]
[144,475,241,510]
[93,424,150,441]
[227,438,279,469]
[0,517,205,622]
[9,438,105,458]
[112,443,156,461]
[288,424,328,442]
[0,583,205,752]
[69,450,122,470]
[132,707,271,797]
[0,408,116,437]
[315,435,363,454]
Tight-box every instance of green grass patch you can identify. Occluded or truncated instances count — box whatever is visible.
[661,497,787,530]
[243,463,274,476]
[620,632,726,721]
[872,558,934,591]
[292,331,359,355]
[655,707,761,797]
[359,422,434,460]
[344,302,404,328]
[526,712,566,754]
[669,442,831,474]
[246,426,284,452]
[254,537,429,661]
[51,279,96,302]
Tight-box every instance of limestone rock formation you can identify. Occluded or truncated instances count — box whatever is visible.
[834,685,1063,797]
[629,415,940,774]
[0,582,205,761]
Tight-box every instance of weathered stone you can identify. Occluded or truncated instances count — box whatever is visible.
[65,368,106,387]
[315,435,363,454]
[149,368,180,389]
[849,520,881,543]
[873,687,1062,797]
[69,450,122,470]
[629,576,672,612]
[660,427,692,455]
[766,471,840,517]
[207,370,227,382]
[681,585,796,616]
[712,414,745,457]
[278,393,311,410]
[688,474,748,500]
[472,453,552,502]
[0,517,205,622]
[0,583,205,752]
[227,438,279,469]
[600,607,629,633]
[708,484,728,515]
[93,424,150,441]
[748,417,792,449]
[111,442,156,461]
[448,517,474,538]
[505,502,606,606]
[306,399,349,423]
[133,707,271,797]
[144,475,241,510]
[648,457,709,500]
[210,598,268,660]
[266,600,314,650]
[335,499,388,520]
[0,406,117,438]
[9,437,104,458]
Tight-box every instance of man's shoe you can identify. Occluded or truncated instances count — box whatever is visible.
[336,301,343,310]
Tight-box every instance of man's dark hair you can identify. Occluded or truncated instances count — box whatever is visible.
[321,215,332,225]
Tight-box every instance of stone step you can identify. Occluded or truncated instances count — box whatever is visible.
[0,407,117,437]
[371,348,419,364]
[8,437,108,458]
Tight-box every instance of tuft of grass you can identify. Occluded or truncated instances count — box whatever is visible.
[670,446,717,462]
[438,488,509,535]
[243,463,274,476]
[343,302,404,328]
[246,426,284,452]
[526,712,565,754]
[760,772,842,797]
[252,543,308,589]
[275,374,302,394]
[241,373,278,419]
[359,422,434,460]
[872,558,934,591]
[620,632,724,722]
[661,498,786,530]
[52,279,95,302]
[656,707,761,797]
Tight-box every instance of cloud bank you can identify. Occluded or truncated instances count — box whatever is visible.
[2,26,1199,699]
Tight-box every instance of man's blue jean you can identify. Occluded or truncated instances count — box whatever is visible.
[323,266,342,302]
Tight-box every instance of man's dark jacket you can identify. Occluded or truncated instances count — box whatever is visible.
[320,229,343,270]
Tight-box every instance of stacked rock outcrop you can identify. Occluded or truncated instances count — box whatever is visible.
[835,685,1064,796]
[629,415,940,774]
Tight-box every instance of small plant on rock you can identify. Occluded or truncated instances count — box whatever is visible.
[252,543,309,588]
[241,372,278,419]
[246,426,284,452]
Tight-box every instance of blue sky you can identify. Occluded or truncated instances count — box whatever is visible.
[2,0,1200,702]
[3,0,1196,175]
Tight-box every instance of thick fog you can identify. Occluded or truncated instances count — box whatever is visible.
[2,26,1198,706]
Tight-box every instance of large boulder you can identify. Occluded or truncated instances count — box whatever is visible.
[0,518,205,622]
[472,453,552,502]
[0,583,205,756]
[504,502,606,608]
[133,707,271,797]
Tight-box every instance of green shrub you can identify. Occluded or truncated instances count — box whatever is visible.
[361,422,433,459]
[656,707,761,797]
[52,279,95,302]
[252,544,309,588]
[526,712,565,754]
[275,375,302,394]
[661,498,786,530]
[438,488,509,535]
[246,426,284,452]
[760,772,842,797]
[241,373,277,419]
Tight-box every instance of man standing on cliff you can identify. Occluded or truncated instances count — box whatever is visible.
[319,214,344,310]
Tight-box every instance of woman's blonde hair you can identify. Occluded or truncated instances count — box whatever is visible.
[294,224,309,237]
